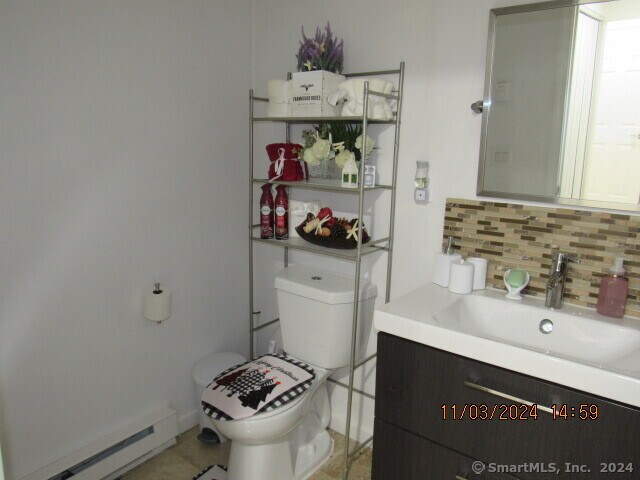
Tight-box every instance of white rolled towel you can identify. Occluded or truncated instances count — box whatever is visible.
[267,79,290,104]
[267,79,291,117]
[328,79,394,120]
[369,79,393,120]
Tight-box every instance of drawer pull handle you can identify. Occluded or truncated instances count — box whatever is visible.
[464,381,553,414]
[455,476,467,480]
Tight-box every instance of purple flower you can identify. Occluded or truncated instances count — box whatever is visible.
[296,22,344,73]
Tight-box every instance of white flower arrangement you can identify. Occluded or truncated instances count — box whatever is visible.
[298,124,375,168]
[335,148,355,168]
[355,135,374,158]
[303,146,323,165]
[311,135,332,161]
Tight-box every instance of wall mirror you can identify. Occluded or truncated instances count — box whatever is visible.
[477,0,640,212]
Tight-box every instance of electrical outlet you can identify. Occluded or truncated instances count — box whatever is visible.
[415,187,429,204]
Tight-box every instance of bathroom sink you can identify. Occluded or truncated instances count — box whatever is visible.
[433,294,640,366]
[374,284,640,408]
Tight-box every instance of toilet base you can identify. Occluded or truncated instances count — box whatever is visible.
[224,430,332,480]
[293,429,333,480]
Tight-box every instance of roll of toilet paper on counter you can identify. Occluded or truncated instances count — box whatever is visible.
[467,257,488,290]
[144,287,171,322]
[448,259,475,294]
[432,252,462,287]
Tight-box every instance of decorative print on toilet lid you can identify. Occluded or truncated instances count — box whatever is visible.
[192,464,227,480]
[202,354,315,421]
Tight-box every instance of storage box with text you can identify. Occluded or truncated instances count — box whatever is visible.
[290,71,345,117]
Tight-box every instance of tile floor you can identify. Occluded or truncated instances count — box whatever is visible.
[122,427,372,480]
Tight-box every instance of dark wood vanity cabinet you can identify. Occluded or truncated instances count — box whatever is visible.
[373,419,518,480]
[372,333,640,480]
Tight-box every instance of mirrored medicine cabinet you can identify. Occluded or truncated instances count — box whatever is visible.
[477,0,640,212]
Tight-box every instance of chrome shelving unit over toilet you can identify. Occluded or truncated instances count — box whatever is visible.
[248,62,404,480]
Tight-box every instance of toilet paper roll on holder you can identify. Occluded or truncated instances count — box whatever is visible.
[144,282,172,324]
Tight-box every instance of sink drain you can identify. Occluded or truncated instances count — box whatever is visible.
[539,319,554,334]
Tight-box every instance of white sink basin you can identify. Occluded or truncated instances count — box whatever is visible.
[434,294,640,367]
[374,284,640,408]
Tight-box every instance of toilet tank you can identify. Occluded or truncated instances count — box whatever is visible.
[274,265,377,369]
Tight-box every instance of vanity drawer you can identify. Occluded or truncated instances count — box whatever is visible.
[375,333,640,479]
[372,418,518,480]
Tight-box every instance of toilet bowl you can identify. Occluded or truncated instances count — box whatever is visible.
[193,352,246,443]
[212,366,332,480]
[203,265,377,480]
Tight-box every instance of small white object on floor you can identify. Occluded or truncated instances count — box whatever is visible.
[193,464,228,480]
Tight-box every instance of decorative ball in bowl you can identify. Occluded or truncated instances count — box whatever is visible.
[295,209,370,250]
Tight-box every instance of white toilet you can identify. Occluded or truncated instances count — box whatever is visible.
[208,265,377,480]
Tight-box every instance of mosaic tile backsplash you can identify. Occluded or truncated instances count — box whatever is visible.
[443,198,640,318]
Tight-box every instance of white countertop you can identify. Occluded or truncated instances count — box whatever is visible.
[374,283,640,409]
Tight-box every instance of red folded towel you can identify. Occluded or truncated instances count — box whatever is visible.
[266,143,307,181]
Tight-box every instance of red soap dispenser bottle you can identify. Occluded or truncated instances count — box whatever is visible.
[274,185,289,240]
[259,183,274,239]
[596,257,628,318]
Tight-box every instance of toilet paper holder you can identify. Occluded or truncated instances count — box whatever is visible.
[144,282,172,324]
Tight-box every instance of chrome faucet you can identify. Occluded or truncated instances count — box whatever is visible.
[545,252,579,309]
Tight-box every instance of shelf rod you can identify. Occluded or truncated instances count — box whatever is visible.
[385,61,405,304]
[367,91,400,101]
[368,237,390,246]
[342,79,371,480]
[354,352,377,369]
[251,317,280,332]
[327,378,375,401]
[252,96,269,102]
[250,237,380,260]
[252,116,395,124]
[251,179,393,192]
[348,434,374,460]
[344,68,401,77]
[249,89,256,359]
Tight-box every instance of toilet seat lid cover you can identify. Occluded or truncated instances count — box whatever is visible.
[202,354,315,421]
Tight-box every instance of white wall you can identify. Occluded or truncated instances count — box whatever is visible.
[251,0,540,442]
[590,0,640,22]
[0,1,251,478]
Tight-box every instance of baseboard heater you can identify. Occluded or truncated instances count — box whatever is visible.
[22,407,178,480]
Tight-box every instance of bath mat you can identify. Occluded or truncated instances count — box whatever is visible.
[192,464,227,480]
[202,354,315,421]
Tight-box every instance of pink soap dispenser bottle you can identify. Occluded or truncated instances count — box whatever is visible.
[596,257,628,318]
